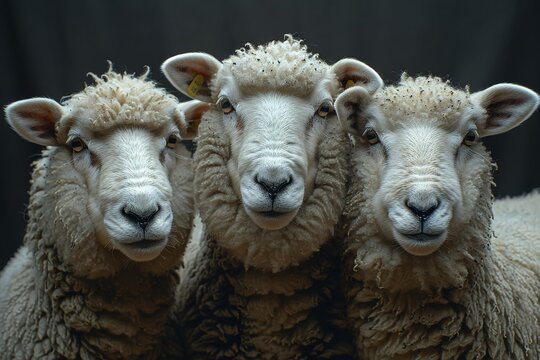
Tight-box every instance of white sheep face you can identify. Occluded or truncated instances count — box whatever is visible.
[66,122,180,261]
[162,51,382,231]
[362,118,476,256]
[217,81,333,229]
[336,79,539,256]
[6,94,207,263]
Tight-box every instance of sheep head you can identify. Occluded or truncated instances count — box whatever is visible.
[6,68,208,276]
[163,35,382,232]
[336,75,539,258]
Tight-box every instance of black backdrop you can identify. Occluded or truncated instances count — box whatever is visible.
[1,0,539,268]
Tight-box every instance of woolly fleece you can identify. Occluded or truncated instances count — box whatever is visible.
[342,75,540,359]
[211,35,338,99]
[164,107,354,359]
[0,70,194,359]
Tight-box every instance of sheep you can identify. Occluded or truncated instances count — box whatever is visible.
[0,66,209,359]
[334,74,540,359]
[160,35,383,358]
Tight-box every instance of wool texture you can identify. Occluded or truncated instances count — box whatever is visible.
[342,76,540,359]
[0,70,194,359]
[56,66,183,141]
[211,34,337,100]
[163,107,354,359]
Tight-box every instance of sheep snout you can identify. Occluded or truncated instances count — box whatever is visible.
[121,203,161,230]
[102,192,173,262]
[386,190,452,256]
[240,166,304,230]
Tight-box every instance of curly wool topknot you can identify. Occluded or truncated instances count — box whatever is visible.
[220,34,329,96]
[375,74,473,128]
[59,64,179,133]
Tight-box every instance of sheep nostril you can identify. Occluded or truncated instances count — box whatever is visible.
[255,175,293,200]
[406,200,439,220]
[122,205,160,229]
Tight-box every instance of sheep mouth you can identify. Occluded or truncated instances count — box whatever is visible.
[400,233,444,242]
[258,210,289,218]
[124,238,166,249]
[114,238,168,261]
[393,230,448,256]
[244,207,299,230]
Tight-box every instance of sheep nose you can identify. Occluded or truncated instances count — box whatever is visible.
[255,175,293,200]
[122,204,160,229]
[406,199,439,221]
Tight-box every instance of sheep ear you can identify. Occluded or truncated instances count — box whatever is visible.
[162,53,222,102]
[175,100,210,140]
[331,58,383,95]
[5,98,63,146]
[335,86,375,136]
[470,84,539,137]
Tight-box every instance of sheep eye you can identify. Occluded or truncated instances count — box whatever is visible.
[69,138,86,153]
[166,134,179,149]
[463,129,479,146]
[317,101,333,118]
[218,97,234,114]
[362,128,379,145]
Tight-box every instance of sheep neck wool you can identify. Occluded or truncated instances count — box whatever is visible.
[172,234,354,358]
[343,76,539,358]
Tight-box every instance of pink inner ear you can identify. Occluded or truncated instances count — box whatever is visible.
[486,98,525,128]
[183,105,209,137]
[31,125,55,139]
[19,108,56,123]
[19,108,56,137]
[190,104,210,120]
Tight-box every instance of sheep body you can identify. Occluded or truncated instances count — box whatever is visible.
[341,75,540,359]
[161,35,385,358]
[166,108,354,359]
[0,70,195,359]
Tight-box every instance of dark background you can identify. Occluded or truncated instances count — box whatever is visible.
[1,0,539,268]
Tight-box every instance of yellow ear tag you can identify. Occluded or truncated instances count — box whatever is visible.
[345,79,355,89]
[187,74,205,97]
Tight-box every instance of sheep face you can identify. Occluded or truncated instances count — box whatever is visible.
[6,72,207,271]
[62,122,181,261]
[162,43,382,232]
[336,76,539,257]
[215,81,334,230]
[357,118,468,257]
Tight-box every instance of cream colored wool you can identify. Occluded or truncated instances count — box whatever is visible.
[342,76,540,359]
[64,69,177,126]
[211,34,331,99]
[164,109,354,359]
[0,70,194,359]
